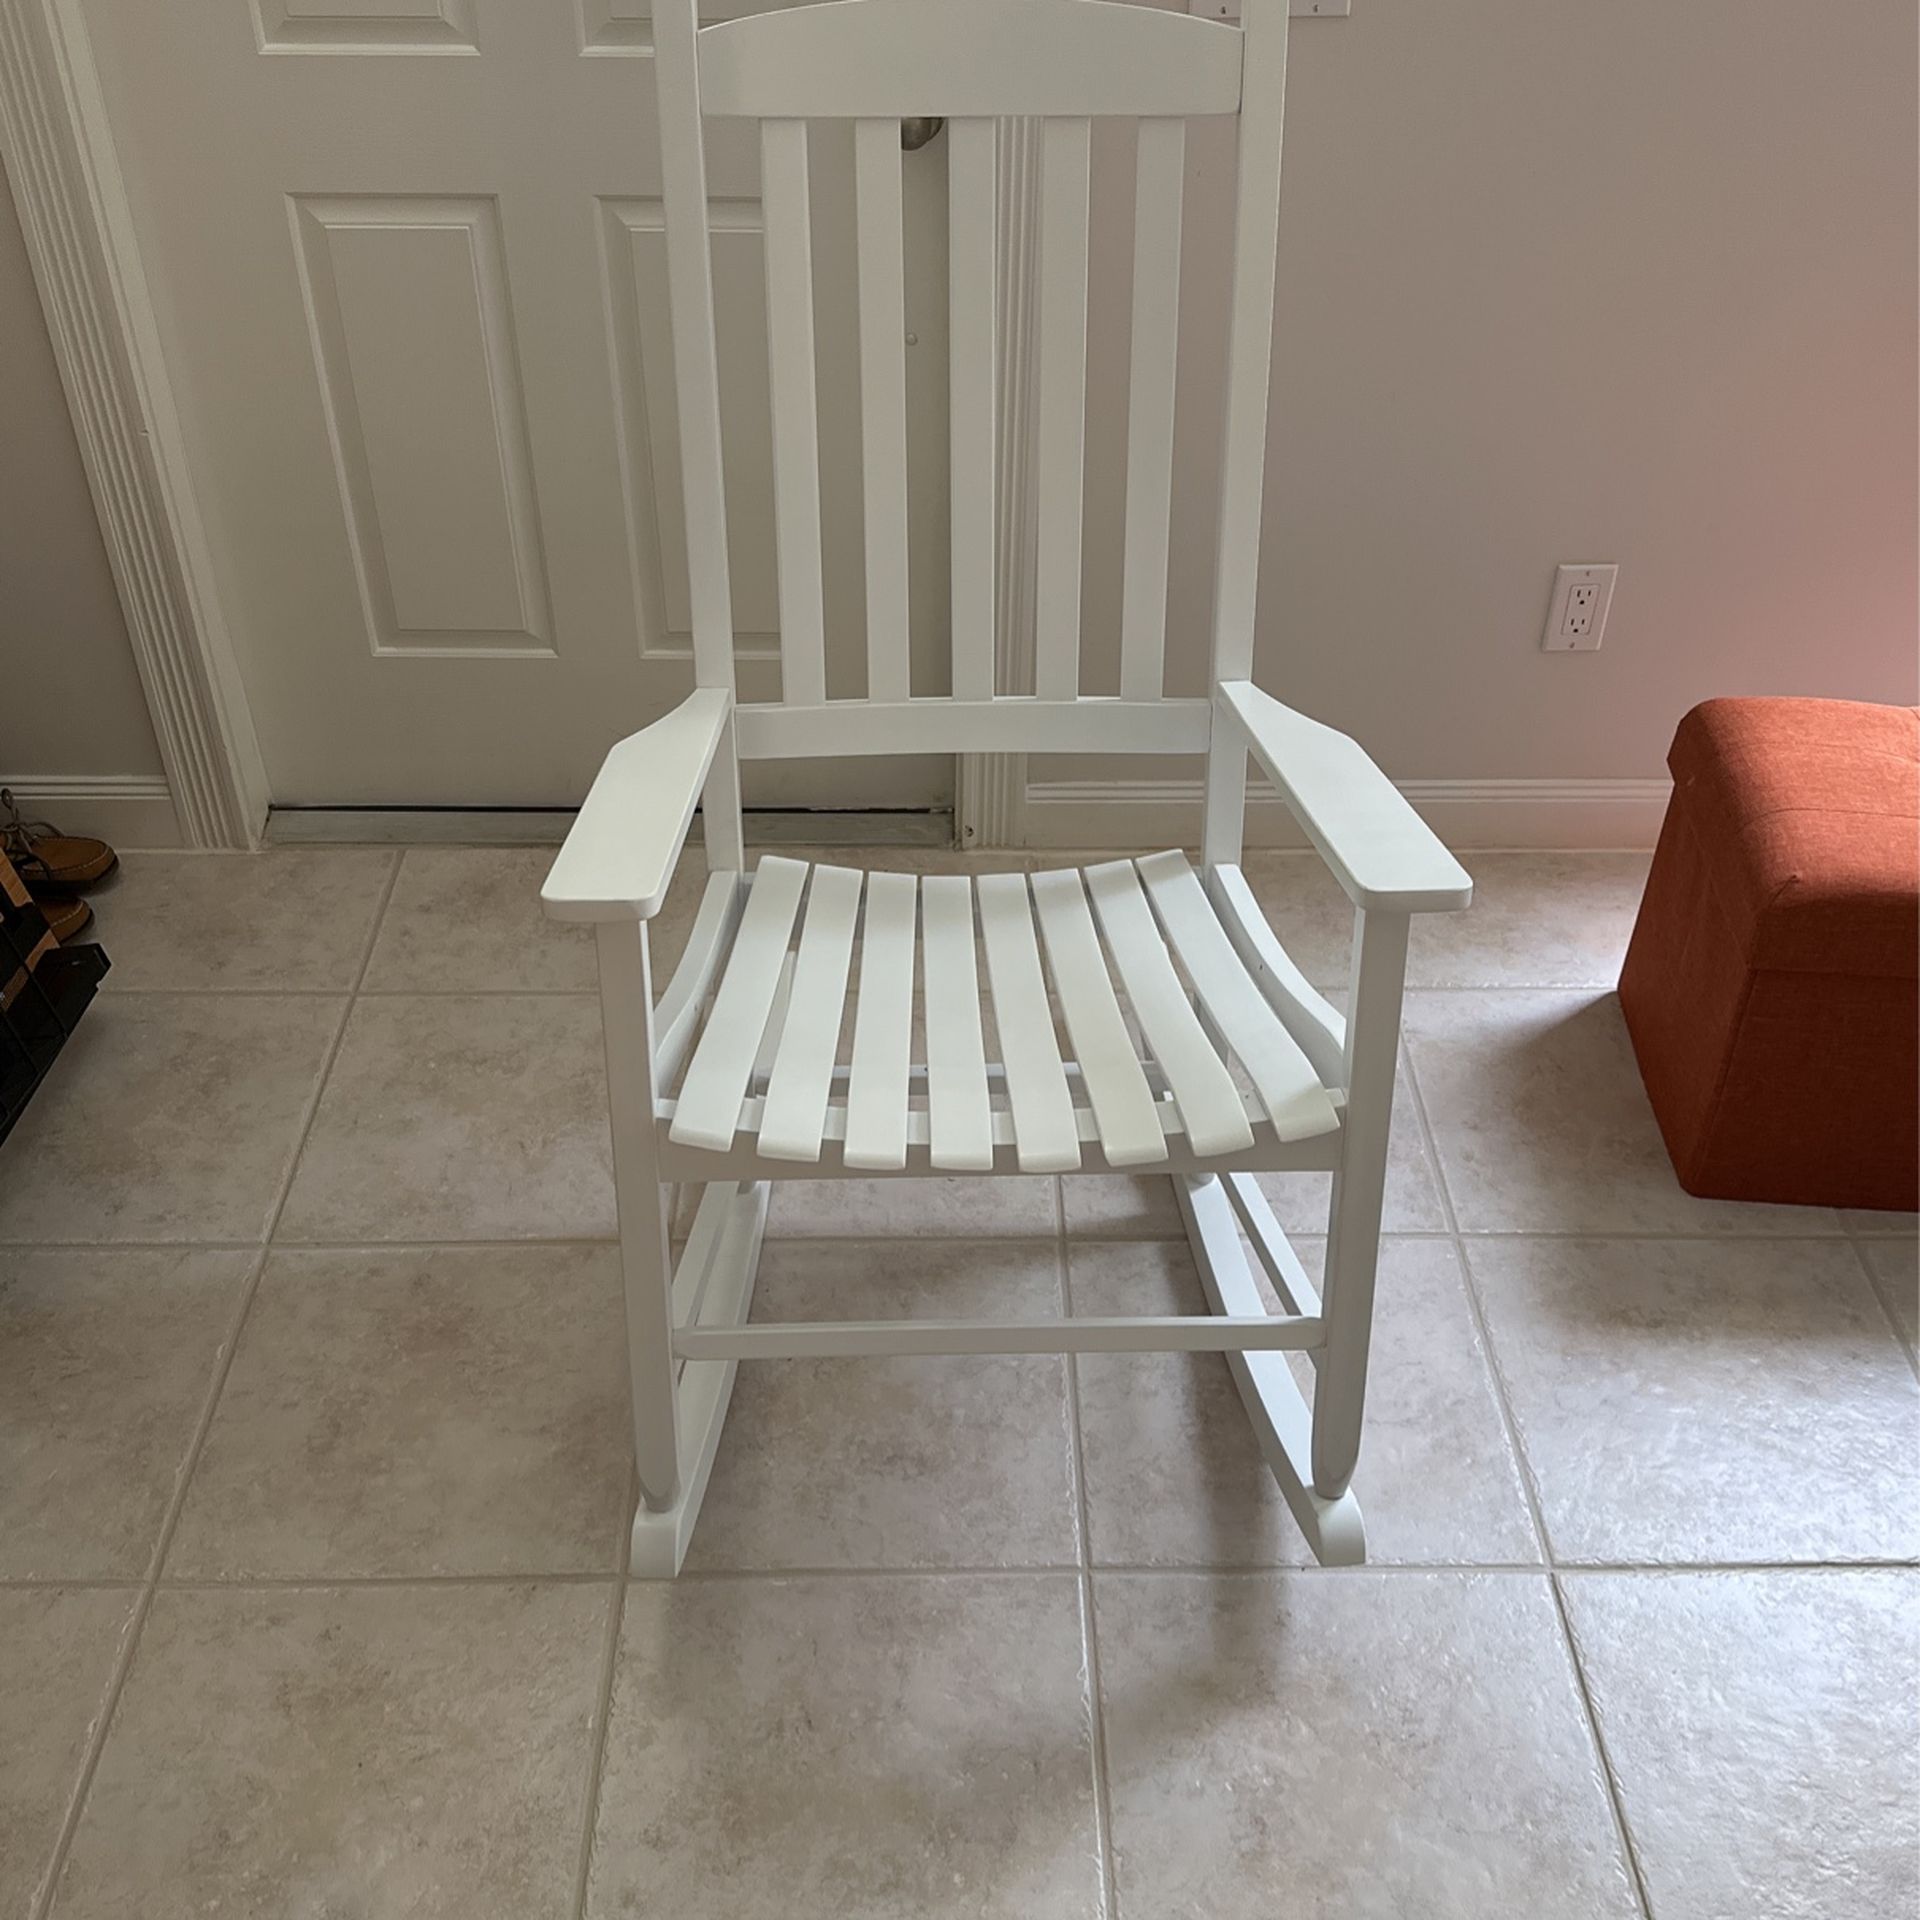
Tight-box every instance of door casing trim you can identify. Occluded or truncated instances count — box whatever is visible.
[0,0,267,848]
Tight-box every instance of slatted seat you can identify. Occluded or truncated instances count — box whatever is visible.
[663,852,1342,1174]
[542,0,1476,1580]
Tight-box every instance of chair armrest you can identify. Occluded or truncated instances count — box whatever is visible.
[1216,680,1472,914]
[542,688,732,923]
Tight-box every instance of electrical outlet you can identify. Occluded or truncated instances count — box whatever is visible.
[1542,563,1617,652]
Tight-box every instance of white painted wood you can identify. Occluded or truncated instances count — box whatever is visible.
[921,873,993,1171]
[854,117,912,703]
[1033,115,1091,701]
[0,0,264,846]
[657,1099,1344,1184]
[1202,735,1248,872]
[1312,907,1409,1499]
[761,118,828,708]
[1224,1168,1322,1319]
[666,1176,731,1347]
[653,868,745,1092]
[1083,858,1254,1159]
[596,921,680,1510]
[1208,0,1288,687]
[1177,1171,1364,1565]
[653,0,737,697]
[956,114,1043,833]
[948,115,997,701]
[1136,849,1337,1140]
[1217,679,1475,911]
[676,1313,1320,1361]
[751,947,797,1086]
[699,0,1244,119]
[844,869,916,1169]
[1030,865,1167,1166]
[630,1177,767,1576]
[1206,862,1346,1088]
[536,0,1465,1579]
[734,696,1210,759]
[1198,0,1287,869]
[669,854,807,1152]
[758,862,862,1161]
[976,872,1081,1172]
[542,688,731,923]
[1119,117,1186,703]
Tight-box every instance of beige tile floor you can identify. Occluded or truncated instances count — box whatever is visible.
[1,845,1915,1920]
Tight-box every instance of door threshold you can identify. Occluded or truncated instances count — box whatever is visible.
[263,807,957,850]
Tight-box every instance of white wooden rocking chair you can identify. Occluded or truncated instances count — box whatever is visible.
[544,0,1471,1575]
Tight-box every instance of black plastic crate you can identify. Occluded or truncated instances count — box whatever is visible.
[0,887,109,1146]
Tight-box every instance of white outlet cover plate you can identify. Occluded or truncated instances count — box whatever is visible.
[1190,1,1350,19]
[1543,563,1618,652]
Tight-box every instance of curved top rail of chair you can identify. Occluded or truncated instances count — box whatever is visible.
[697,0,1245,121]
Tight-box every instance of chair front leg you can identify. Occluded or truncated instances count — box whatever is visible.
[597,920,680,1509]
[1311,906,1410,1500]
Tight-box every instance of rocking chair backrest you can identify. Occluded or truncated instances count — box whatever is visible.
[652,0,1290,763]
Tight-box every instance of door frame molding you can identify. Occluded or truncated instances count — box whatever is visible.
[0,0,266,848]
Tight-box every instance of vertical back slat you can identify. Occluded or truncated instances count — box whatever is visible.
[1033,114,1091,700]
[948,116,997,700]
[760,117,828,707]
[854,117,912,702]
[1118,117,1185,702]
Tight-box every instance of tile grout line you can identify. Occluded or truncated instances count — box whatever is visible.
[1399,1039,1660,1920]
[1055,1174,1122,1920]
[567,1465,637,1920]
[1840,1218,1920,1381]
[12,1552,1903,1598]
[27,852,405,1920]
[0,1223,1870,1254]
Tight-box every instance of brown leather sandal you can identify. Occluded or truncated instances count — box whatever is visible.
[1,790,118,892]
[37,894,94,943]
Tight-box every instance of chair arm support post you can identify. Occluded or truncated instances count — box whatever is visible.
[596,920,681,1510]
[542,687,733,923]
[1214,679,1473,915]
[1311,905,1409,1498]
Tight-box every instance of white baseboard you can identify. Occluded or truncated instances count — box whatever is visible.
[1020,776,1671,851]
[0,775,180,848]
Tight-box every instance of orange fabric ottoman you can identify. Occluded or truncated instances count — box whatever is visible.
[1619,697,1920,1212]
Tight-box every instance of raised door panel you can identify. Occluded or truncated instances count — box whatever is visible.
[290,196,553,655]
[252,0,480,55]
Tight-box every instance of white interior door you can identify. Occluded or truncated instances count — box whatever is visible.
[73,0,956,813]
